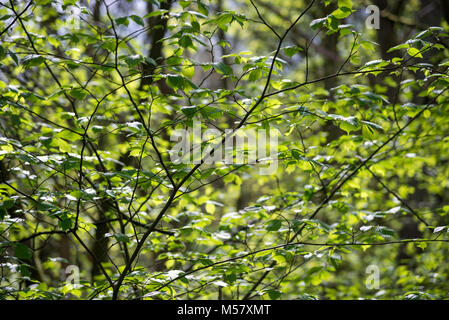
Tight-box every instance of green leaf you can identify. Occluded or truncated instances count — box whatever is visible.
[59,218,72,231]
[205,202,215,214]
[145,57,157,66]
[267,289,282,299]
[54,138,71,153]
[283,46,303,57]
[361,120,383,131]
[266,219,282,231]
[181,105,198,117]
[408,47,423,58]
[0,45,6,60]
[376,226,396,238]
[144,10,168,19]
[166,75,185,90]
[291,149,303,160]
[331,7,353,19]
[179,35,193,48]
[130,15,145,26]
[14,243,32,261]
[248,69,262,82]
[113,233,130,243]
[414,30,432,40]
[115,16,129,27]
[8,50,19,65]
[124,54,143,67]
[327,15,339,31]
[69,88,88,100]
[101,38,117,52]
[179,1,191,9]
[310,17,327,29]
[337,116,360,134]
[224,272,237,284]
[216,13,233,30]
[22,55,46,69]
[213,62,233,75]
[2,199,15,210]
[197,1,209,16]
[182,63,195,79]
